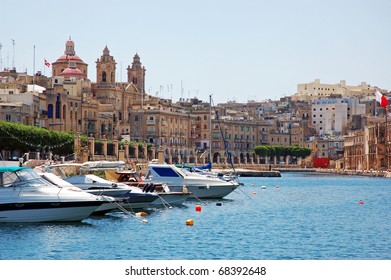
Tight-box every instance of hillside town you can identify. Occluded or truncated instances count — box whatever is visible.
[0,38,390,172]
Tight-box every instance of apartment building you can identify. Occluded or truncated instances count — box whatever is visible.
[311,98,366,136]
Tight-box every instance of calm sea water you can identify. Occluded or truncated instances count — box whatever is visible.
[1,172,390,260]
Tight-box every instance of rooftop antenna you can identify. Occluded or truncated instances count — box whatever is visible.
[12,39,15,70]
[120,60,122,82]
[181,80,184,99]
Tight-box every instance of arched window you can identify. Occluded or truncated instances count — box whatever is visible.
[55,94,61,119]
[48,104,54,119]
[111,72,114,83]
[102,71,106,82]
[62,104,66,119]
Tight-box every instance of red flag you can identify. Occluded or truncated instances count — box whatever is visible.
[44,59,51,68]
[375,90,389,109]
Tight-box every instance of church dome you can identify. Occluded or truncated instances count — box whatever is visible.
[56,54,84,63]
[60,67,84,77]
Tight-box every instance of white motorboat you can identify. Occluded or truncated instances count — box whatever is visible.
[39,172,120,215]
[63,174,159,209]
[106,170,191,206]
[146,164,239,198]
[0,166,105,223]
[43,164,159,209]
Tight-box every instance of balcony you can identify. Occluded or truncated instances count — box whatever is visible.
[147,119,156,125]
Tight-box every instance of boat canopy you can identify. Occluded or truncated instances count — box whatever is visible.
[0,166,30,173]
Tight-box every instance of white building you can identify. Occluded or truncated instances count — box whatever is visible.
[293,79,383,102]
[312,98,366,136]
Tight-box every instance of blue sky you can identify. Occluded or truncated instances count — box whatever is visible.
[1,0,390,103]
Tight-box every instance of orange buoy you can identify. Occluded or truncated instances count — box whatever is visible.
[252,191,257,195]
[136,211,148,217]
[195,205,202,212]
[186,219,194,226]
[359,200,364,205]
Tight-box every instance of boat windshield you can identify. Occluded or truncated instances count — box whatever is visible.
[0,169,51,188]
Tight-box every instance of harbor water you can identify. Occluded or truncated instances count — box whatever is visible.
[1,172,390,260]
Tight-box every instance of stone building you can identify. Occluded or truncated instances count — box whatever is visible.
[292,79,387,102]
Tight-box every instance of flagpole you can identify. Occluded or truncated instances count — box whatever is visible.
[386,105,389,171]
[33,45,35,93]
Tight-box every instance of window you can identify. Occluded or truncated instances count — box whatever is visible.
[135,116,139,122]
[55,94,61,119]
[48,104,54,119]
[6,114,11,121]
[152,167,181,178]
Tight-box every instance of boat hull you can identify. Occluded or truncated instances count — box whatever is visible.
[150,193,191,206]
[167,184,238,198]
[0,201,102,222]
[120,193,159,209]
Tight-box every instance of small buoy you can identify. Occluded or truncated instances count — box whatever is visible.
[359,200,364,205]
[195,205,202,212]
[216,202,222,206]
[186,219,194,226]
[252,191,257,195]
[276,186,280,189]
[136,212,148,217]
[141,219,148,223]
[261,186,266,189]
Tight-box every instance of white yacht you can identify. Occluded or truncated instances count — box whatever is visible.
[146,164,239,198]
[106,170,191,206]
[0,166,105,223]
[39,172,119,215]
[43,164,159,209]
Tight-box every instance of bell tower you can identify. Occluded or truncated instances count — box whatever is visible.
[96,46,116,84]
[127,53,146,93]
